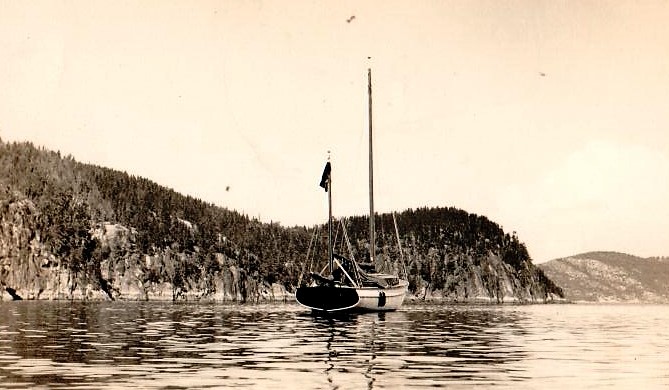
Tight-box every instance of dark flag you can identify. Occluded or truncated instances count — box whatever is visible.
[319,162,331,191]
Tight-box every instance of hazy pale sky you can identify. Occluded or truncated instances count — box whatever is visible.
[2,1,668,263]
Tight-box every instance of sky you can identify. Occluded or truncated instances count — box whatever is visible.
[1,1,669,263]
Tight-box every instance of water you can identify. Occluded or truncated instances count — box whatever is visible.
[0,302,667,389]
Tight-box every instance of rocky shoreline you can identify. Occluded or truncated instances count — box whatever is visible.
[1,140,564,306]
[1,200,563,305]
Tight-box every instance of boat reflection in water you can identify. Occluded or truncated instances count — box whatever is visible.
[305,305,530,389]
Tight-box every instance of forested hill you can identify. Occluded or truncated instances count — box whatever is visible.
[0,139,563,302]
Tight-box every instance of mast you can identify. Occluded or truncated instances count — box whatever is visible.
[368,68,375,264]
[327,154,333,274]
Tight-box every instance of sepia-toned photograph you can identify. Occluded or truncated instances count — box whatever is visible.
[1,1,668,388]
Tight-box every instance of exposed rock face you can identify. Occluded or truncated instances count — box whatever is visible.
[0,204,549,304]
[0,195,66,300]
[406,253,563,303]
[539,252,669,303]
[0,192,559,303]
[0,196,289,302]
[0,140,565,304]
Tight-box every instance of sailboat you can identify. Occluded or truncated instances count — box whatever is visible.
[295,69,409,312]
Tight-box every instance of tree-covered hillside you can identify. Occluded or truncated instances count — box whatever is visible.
[0,139,562,302]
[338,208,561,299]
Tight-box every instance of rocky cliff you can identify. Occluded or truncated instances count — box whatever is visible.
[0,191,288,302]
[0,139,563,303]
[409,253,563,303]
[538,251,669,303]
[0,191,561,303]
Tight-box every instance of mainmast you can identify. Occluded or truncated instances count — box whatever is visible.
[327,153,333,274]
[368,68,375,264]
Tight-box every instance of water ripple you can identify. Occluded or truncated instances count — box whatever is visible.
[0,302,667,388]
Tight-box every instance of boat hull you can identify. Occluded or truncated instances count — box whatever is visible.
[353,282,408,312]
[295,286,360,312]
[296,282,408,313]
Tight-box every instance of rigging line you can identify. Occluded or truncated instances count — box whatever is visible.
[380,216,388,272]
[333,257,358,288]
[337,225,345,255]
[298,225,319,287]
[340,218,361,285]
[337,218,348,255]
[393,212,409,280]
[317,225,332,275]
[332,218,341,256]
[340,218,357,263]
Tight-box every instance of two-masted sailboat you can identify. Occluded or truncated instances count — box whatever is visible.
[295,69,409,312]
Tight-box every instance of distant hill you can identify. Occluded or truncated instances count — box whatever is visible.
[0,139,563,302]
[538,251,669,303]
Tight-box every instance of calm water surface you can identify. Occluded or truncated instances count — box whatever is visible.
[0,301,667,389]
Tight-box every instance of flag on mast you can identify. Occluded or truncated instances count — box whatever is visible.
[319,162,331,191]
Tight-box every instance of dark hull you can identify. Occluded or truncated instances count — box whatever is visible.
[295,286,360,312]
